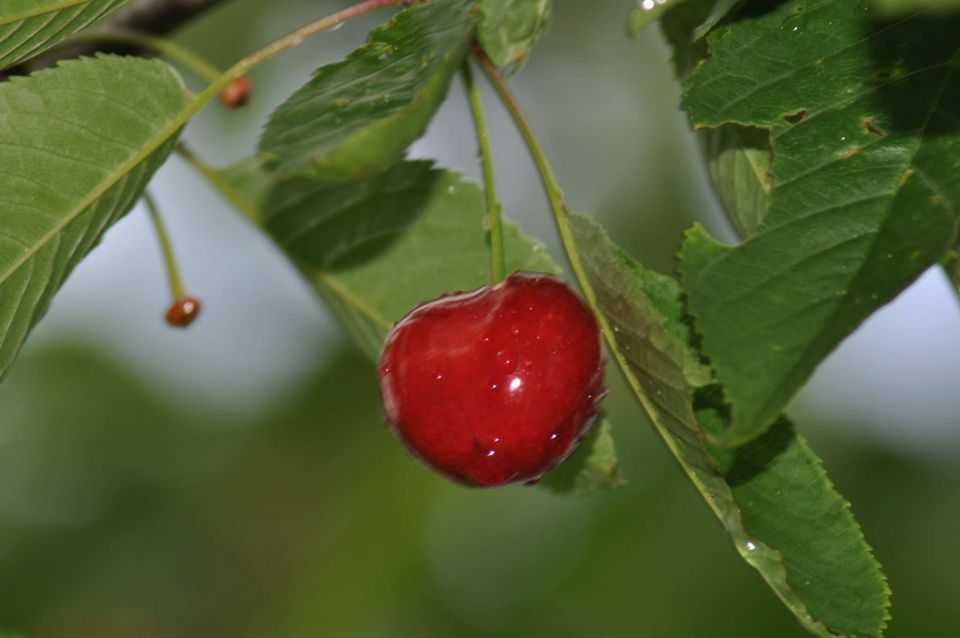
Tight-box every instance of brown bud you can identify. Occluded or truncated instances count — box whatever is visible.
[220,76,252,109]
[166,297,202,328]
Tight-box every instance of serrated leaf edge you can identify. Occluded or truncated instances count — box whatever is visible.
[572,213,883,638]
[0,54,189,290]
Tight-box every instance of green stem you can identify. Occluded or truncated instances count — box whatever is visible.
[143,191,187,300]
[462,59,506,283]
[112,0,411,170]
[474,50,656,415]
[65,28,222,83]
[474,51,596,306]
[474,49,709,483]
[174,142,261,224]
[194,0,408,108]
[166,0,412,216]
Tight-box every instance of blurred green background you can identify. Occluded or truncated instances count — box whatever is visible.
[1,1,958,636]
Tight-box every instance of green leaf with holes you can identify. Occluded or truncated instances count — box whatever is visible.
[0,54,190,380]
[680,0,960,446]
[0,0,129,69]
[258,0,476,183]
[214,158,622,493]
[477,0,551,70]
[659,0,774,237]
[570,212,889,638]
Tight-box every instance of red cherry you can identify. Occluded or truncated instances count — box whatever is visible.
[378,272,605,487]
[165,297,202,328]
[220,76,252,108]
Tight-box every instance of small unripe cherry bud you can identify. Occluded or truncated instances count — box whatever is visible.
[220,76,252,108]
[166,297,202,328]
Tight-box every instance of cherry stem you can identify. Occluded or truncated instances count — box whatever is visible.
[473,48,666,429]
[461,58,506,284]
[473,50,598,308]
[76,0,410,191]
[170,0,411,220]
[59,28,222,83]
[162,0,412,204]
[143,191,188,301]
[188,0,409,110]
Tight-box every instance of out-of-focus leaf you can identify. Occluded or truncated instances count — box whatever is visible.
[657,0,731,78]
[539,415,624,494]
[701,125,772,237]
[0,0,128,69]
[258,0,475,183]
[653,0,739,59]
[680,0,960,445]
[0,55,189,381]
[477,0,551,71]
[630,0,682,35]
[570,212,889,637]
[873,0,960,14]
[215,159,623,492]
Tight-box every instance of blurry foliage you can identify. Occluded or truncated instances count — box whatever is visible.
[0,1,956,636]
[0,343,956,637]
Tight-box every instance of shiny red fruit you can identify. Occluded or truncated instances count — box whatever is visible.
[165,297,202,328]
[378,272,605,487]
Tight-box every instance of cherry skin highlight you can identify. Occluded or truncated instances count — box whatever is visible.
[378,272,605,487]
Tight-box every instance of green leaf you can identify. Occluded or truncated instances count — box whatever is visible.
[657,0,735,78]
[0,54,190,380]
[701,124,772,237]
[223,160,557,359]
[569,213,889,637]
[258,0,476,183]
[539,414,624,494]
[476,0,551,70]
[873,0,960,15]
[680,0,960,445]
[696,388,890,638]
[215,158,622,492]
[0,0,129,70]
